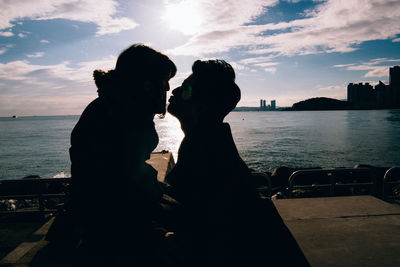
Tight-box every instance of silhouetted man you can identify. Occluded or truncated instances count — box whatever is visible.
[166,59,310,266]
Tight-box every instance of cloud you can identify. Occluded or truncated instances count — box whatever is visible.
[239,56,276,65]
[168,0,400,58]
[317,84,346,92]
[315,83,347,100]
[228,62,248,71]
[94,17,138,36]
[272,82,349,106]
[254,62,279,67]
[18,33,27,38]
[316,80,387,101]
[364,67,389,78]
[237,56,279,73]
[263,67,277,74]
[0,0,138,36]
[166,0,279,55]
[26,52,44,58]
[0,56,116,116]
[0,31,13,37]
[0,44,14,56]
[334,58,400,78]
[243,60,279,74]
[163,0,277,35]
[40,40,50,43]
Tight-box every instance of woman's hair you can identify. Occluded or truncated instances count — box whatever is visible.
[94,44,176,98]
[191,59,241,119]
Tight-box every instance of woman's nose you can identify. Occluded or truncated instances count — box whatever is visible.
[172,86,181,95]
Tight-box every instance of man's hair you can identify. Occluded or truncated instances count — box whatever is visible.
[191,59,241,119]
[94,44,176,98]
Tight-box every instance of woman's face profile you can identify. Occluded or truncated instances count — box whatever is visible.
[118,75,170,116]
[146,75,171,115]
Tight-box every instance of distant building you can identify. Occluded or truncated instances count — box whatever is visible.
[271,100,276,110]
[375,81,387,108]
[260,99,268,110]
[347,65,400,109]
[389,66,400,108]
[390,66,400,86]
[347,82,375,108]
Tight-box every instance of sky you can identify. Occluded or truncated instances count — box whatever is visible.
[0,0,399,116]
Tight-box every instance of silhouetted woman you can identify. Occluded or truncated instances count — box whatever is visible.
[70,44,176,266]
[166,60,309,266]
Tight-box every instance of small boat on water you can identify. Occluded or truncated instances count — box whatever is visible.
[12,115,18,118]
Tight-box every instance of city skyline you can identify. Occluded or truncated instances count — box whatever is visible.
[347,66,400,109]
[0,0,400,116]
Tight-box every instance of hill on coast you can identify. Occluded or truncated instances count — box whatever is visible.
[291,97,348,111]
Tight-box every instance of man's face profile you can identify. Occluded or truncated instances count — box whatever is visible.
[167,76,194,119]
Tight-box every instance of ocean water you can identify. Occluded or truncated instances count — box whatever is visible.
[1,110,400,180]
[227,110,400,171]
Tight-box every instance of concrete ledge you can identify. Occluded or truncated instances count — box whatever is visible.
[0,218,53,267]
[274,195,400,220]
[146,151,175,182]
[274,196,400,266]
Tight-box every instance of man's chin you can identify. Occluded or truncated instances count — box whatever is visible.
[167,106,178,118]
[166,104,173,114]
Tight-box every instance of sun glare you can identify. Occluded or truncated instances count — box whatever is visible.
[163,1,203,35]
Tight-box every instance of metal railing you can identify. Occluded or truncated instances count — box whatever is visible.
[382,167,400,201]
[0,178,71,214]
[288,168,375,198]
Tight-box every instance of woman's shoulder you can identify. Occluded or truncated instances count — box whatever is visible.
[71,98,106,139]
[81,98,106,117]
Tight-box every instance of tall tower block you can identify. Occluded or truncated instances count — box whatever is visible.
[390,66,400,86]
[389,66,400,108]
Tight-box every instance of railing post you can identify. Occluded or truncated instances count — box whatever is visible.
[288,171,298,198]
[39,195,44,212]
[39,179,44,212]
[383,167,400,201]
[329,171,335,196]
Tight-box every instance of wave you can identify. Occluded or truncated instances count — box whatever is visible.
[53,172,71,178]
